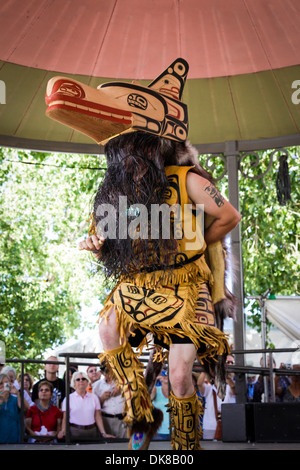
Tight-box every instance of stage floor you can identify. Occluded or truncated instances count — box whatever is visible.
[1,439,300,451]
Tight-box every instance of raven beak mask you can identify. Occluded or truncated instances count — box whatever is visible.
[45,58,189,145]
[45,59,237,450]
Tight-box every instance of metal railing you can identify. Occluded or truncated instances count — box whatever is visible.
[229,347,300,403]
[4,355,101,444]
[4,345,300,444]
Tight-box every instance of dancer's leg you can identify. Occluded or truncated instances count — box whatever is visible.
[99,307,152,421]
[98,307,162,449]
[168,343,203,450]
[98,306,121,350]
[168,343,197,397]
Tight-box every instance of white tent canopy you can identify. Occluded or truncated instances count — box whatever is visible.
[266,296,300,343]
[52,329,103,356]
[48,328,103,375]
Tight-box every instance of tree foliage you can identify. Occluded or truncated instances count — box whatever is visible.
[0,146,299,366]
[239,149,299,340]
[0,147,108,371]
[200,148,300,343]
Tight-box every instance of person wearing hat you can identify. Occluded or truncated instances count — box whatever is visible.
[86,366,101,393]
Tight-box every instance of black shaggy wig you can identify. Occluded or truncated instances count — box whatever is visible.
[93,131,213,281]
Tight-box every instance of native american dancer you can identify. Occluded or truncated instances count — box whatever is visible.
[45,58,241,450]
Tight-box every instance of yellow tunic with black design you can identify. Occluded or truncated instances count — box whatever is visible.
[98,166,229,362]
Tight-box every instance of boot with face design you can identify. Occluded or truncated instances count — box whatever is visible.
[168,390,203,450]
[99,342,163,449]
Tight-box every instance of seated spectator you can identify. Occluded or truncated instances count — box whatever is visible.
[151,370,170,440]
[192,372,205,435]
[58,371,114,442]
[63,366,77,393]
[224,354,236,403]
[2,365,34,407]
[197,372,221,440]
[275,363,292,402]
[93,363,128,439]
[17,372,34,399]
[282,364,300,402]
[2,365,18,388]
[86,365,102,393]
[253,356,277,402]
[245,361,258,402]
[25,381,63,443]
[32,356,65,407]
[0,372,28,443]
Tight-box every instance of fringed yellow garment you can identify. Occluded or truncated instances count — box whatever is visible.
[98,261,229,363]
[164,166,207,263]
[99,342,154,424]
[97,165,230,364]
[168,391,203,450]
[205,241,227,305]
[87,212,97,236]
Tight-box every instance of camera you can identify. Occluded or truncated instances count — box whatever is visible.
[3,382,10,391]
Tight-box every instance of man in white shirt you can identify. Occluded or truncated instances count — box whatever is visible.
[93,365,127,439]
[198,379,221,440]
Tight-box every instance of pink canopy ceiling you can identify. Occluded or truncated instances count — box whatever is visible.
[1,0,300,80]
[1,0,300,150]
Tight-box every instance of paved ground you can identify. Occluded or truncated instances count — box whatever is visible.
[1,439,300,451]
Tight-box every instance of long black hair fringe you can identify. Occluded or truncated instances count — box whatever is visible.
[93,131,212,280]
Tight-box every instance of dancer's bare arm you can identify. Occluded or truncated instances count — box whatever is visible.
[186,172,241,245]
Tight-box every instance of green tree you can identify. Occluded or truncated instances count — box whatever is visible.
[0,145,299,370]
[0,147,107,373]
[239,149,299,341]
[200,148,299,344]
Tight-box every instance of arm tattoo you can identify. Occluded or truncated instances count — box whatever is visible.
[204,184,225,207]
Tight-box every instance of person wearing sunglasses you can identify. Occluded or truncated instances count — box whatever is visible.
[58,371,114,442]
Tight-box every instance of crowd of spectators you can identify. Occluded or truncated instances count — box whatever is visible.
[1,353,299,445]
[149,352,300,443]
[0,356,120,445]
[149,353,237,443]
[246,358,300,404]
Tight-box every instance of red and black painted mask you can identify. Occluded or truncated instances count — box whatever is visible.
[45,58,189,145]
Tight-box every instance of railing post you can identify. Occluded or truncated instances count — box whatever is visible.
[269,351,275,403]
[260,290,271,402]
[65,355,71,444]
[225,141,247,403]
[20,361,25,443]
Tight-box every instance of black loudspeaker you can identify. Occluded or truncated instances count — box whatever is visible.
[221,403,254,442]
[221,403,300,442]
[252,403,300,442]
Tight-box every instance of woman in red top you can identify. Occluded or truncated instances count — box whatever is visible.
[25,381,62,443]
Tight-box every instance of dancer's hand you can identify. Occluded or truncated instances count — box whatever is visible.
[78,235,105,258]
